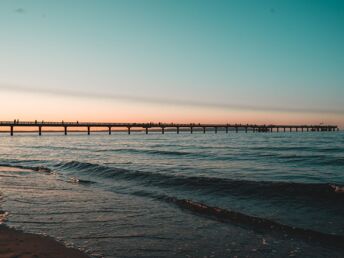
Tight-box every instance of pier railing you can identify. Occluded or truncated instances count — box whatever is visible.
[0,121,339,136]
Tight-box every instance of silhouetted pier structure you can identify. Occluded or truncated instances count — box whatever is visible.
[0,121,339,136]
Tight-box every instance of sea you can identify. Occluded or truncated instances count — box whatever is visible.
[0,131,343,258]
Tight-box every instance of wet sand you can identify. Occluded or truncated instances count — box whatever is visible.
[0,224,89,258]
[1,168,89,258]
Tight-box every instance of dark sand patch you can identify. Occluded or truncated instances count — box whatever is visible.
[0,225,90,258]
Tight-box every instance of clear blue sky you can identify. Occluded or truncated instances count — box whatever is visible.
[0,0,343,124]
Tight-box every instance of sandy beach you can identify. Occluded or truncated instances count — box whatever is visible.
[0,224,89,258]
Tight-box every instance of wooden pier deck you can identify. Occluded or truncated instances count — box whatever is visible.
[0,121,339,136]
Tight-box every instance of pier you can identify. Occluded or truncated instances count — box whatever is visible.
[0,121,339,136]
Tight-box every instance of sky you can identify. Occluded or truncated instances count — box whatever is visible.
[0,0,343,127]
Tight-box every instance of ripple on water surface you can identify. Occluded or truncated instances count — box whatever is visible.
[0,132,343,257]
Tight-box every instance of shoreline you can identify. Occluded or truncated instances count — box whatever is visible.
[0,167,92,258]
[0,224,90,258]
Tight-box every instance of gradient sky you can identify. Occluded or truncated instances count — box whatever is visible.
[0,0,343,126]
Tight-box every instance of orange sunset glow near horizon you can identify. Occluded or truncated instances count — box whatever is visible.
[0,89,343,129]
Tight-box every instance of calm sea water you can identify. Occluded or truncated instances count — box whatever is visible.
[0,131,343,257]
